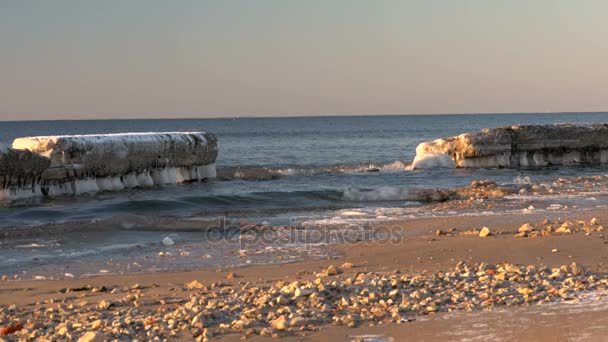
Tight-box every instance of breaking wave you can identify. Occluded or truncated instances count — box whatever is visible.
[216,160,410,181]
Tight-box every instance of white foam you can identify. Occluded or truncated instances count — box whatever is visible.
[343,186,414,202]
[411,152,455,169]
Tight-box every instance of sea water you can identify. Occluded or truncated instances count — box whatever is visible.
[2,113,608,277]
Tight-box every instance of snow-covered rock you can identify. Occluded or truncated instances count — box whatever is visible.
[1,132,217,200]
[412,123,608,169]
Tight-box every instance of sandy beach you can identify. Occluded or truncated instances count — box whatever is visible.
[3,0,608,340]
[2,206,608,341]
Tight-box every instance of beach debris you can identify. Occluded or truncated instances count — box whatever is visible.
[0,323,23,335]
[478,227,491,237]
[226,272,237,279]
[162,236,175,246]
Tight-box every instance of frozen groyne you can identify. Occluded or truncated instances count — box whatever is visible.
[0,145,52,199]
[412,123,608,169]
[1,132,217,200]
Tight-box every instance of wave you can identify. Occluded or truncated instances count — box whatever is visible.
[216,160,410,181]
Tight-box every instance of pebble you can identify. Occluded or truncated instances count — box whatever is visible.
[77,331,104,342]
[270,315,289,330]
[162,237,175,246]
[518,223,534,233]
[91,320,102,330]
[3,260,607,340]
[325,265,341,276]
[186,280,205,290]
[97,300,112,310]
[478,227,491,237]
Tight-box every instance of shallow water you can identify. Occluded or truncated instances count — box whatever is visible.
[2,113,608,228]
[2,113,608,276]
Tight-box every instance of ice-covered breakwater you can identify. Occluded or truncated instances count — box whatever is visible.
[412,123,608,169]
[1,132,217,200]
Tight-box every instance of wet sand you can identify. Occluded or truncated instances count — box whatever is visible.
[2,209,608,341]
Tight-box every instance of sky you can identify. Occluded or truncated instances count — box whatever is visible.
[1,0,608,121]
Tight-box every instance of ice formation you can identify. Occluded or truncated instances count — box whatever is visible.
[1,132,217,200]
[412,123,608,169]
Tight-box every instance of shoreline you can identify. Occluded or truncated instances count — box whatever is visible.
[2,209,608,341]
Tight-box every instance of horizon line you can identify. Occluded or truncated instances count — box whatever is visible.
[0,110,606,123]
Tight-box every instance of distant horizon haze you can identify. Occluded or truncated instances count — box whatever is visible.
[0,111,607,123]
[2,1,608,121]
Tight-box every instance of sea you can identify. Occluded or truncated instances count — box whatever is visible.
[1,112,608,278]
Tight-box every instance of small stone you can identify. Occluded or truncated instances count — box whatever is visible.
[270,315,289,330]
[57,325,69,336]
[77,331,104,342]
[552,248,559,253]
[591,218,599,226]
[514,231,528,238]
[570,262,584,276]
[325,265,341,276]
[341,262,354,269]
[555,226,572,234]
[276,295,289,305]
[519,223,534,233]
[162,236,175,246]
[226,272,237,280]
[517,287,533,295]
[289,317,307,327]
[479,227,491,238]
[91,320,102,330]
[186,280,205,289]
[504,264,521,274]
[294,287,314,297]
[98,300,112,310]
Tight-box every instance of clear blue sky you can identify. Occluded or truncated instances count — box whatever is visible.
[1,0,607,120]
